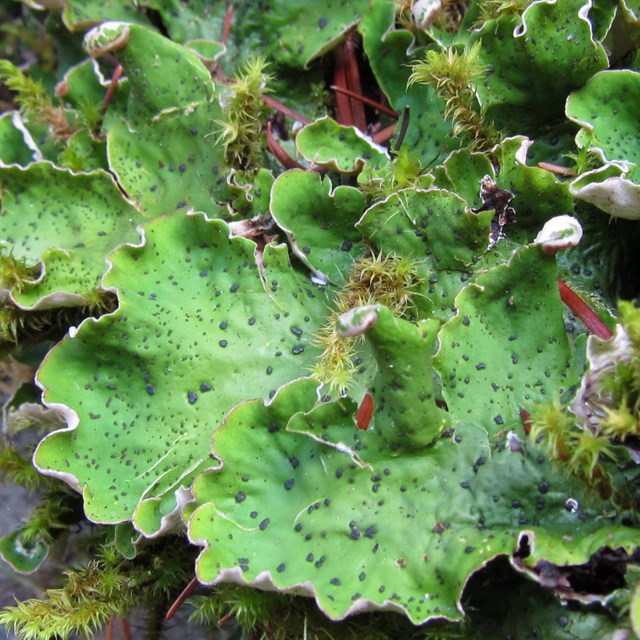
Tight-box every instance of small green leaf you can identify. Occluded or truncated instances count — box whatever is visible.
[0,530,49,574]
[270,170,365,283]
[296,117,389,174]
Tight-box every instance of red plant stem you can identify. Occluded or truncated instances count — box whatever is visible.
[537,161,576,177]
[519,408,532,436]
[106,615,115,640]
[218,610,237,626]
[330,85,399,118]
[333,44,353,128]
[222,5,233,44]
[120,617,132,640]
[261,94,310,125]
[100,64,123,116]
[342,35,366,132]
[265,121,304,169]
[165,576,199,622]
[372,123,396,144]
[557,279,612,340]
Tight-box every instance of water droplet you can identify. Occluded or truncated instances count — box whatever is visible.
[259,518,270,530]
[235,491,246,503]
[284,479,294,491]
[292,345,304,355]
[277,563,285,572]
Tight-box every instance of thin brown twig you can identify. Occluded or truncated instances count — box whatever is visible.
[538,161,576,177]
[330,85,398,118]
[333,44,353,128]
[218,610,237,626]
[100,64,123,116]
[222,5,234,45]
[266,121,306,169]
[261,94,310,125]
[372,123,396,144]
[106,615,115,640]
[557,279,612,340]
[342,34,366,132]
[165,576,200,622]
[119,617,132,640]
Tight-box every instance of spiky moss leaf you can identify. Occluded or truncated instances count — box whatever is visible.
[359,0,459,164]
[63,0,152,31]
[296,118,389,175]
[189,379,638,623]
[270,170,365,285]
[0,530,49,574]
[434,244,579,433]
[493,136,574,240]
[34,212,330,532]
[469,0,608,135]
[0,113,35,165]
[356,188,494,321]
[91,23,229,217]
[0,162,145,310]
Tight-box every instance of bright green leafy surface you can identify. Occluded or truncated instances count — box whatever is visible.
[435,245,578,431]
[0,112,35,165]
[471,0,608,136]
[95,23,230,217]
[270,170,365,284]
[360,0,459,163]
[0,163,145,309]
[296,118,389,174]
[189,366,634,624]
[2,0,640,634]
[34,212,330,531]
[567,70,640,181]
